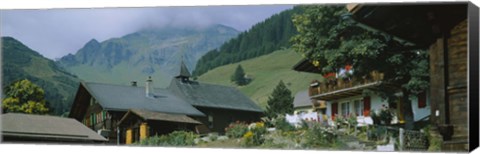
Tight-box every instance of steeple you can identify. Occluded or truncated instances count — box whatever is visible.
[175,60,191,82]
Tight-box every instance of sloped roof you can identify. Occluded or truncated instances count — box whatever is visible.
[168,79,263,113]
[293,90,311,108]
[118,109,201,125]
[82,82,205,117]
[293,59,322,74]
[1,113,107,142]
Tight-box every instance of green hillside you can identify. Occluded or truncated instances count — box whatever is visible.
[193,6,303,77]
[2,37,80,115]
[197,49,322,109]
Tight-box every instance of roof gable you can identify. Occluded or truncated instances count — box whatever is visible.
[293,90,312,108]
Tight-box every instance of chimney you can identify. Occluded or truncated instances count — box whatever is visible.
[145,76,153,97]
[131,81,137,87]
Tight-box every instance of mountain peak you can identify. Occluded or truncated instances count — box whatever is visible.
[85,39,100,46]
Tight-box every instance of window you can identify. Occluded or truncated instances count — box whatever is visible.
[418,91,427,108]
[341,102,350,116]
[363,96,371,116]
[331,103,338,119]
[354,100,363,116]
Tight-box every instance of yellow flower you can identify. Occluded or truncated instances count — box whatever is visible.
[256,122,264,128]
[243,131,253,138]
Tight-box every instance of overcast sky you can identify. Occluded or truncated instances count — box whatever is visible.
[1,5,293,60]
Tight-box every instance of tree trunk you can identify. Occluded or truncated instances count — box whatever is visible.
[401,89,414,130]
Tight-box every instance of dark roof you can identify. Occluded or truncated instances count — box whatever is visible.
[168,79,263,113]
[82,82,205,117]
[1,113,107,142]
[176,61,191,78]
[348,3,467,47]
[118,109,201,125]
[293,59,322,74]
[293,90,312,108]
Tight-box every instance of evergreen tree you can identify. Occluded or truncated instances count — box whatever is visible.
[265,80,294,118]
[2,79,50,114]
[231,65,247,86]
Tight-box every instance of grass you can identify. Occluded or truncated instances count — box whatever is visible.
[197,49,322,109]
[196,138,242,148]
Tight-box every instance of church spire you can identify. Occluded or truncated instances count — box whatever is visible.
[175,57,191,82]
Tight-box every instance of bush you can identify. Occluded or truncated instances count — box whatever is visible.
[136,131,198,146]
[225,121,249,139]
[379,109,393,125]
[301,122,338,148]
[272,115,296,132]
[367,126,387,141]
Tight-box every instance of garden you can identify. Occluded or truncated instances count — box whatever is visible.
[133,110,440,151]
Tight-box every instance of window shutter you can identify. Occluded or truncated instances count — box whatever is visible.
[363,96,371,116]
[418,91,426,108]
[331,102,338,120]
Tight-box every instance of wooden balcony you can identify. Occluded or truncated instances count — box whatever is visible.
[308,71,384,100]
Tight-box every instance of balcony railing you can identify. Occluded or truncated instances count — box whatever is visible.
[308,71,384,97]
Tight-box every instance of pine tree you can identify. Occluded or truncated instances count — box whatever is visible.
[231,65,247,86]
[265,80,294,118]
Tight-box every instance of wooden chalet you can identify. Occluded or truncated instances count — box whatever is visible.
[1,113,107,143]
[117,109,202,144]
[345,2,477,151]
[69,61,263,144]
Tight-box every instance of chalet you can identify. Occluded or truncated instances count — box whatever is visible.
[68,61,263,144]
[293,62,430,125]
[345,2,476,151]
[1,113,107,143]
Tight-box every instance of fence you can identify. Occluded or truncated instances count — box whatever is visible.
[399,128,429,151]
[367,125,428,151]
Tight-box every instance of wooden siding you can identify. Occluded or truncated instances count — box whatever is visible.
[194,107,262,133]
[446,19,468,149]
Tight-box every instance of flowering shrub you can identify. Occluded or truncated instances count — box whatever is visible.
[301,122,338,148]
[225,121,249,139]
[242,122,267,147]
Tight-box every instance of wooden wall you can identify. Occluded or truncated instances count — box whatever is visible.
[195,107,262,133]
[444,19,469,151]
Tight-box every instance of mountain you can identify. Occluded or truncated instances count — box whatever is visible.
[2,37,80,115]
[57,24,239,87]
[196,49,322,109]
[192,6,303,77]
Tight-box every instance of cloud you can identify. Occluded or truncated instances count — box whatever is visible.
[0,5,293,59]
